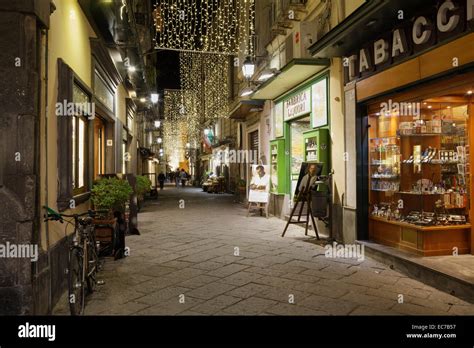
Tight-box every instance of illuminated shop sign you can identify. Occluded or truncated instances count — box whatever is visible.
[284,88,311,121]
[344,0,474,83]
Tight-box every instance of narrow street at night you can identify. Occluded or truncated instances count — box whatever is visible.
[54,186,474,316]
[3,0,474,345]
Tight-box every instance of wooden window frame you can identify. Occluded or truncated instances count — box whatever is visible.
[57,59,93,211]
[72,112,89,196]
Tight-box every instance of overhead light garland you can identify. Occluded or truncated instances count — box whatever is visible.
[163,89,199,167]
[179,52,230,126]
[153,0,255,55]
[158,0,256,168]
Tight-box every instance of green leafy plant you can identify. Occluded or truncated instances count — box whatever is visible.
[136,175,152,198]
[91,177,133,214]
[237,179,246,188]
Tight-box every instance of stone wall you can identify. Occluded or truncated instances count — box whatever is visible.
[0,0,50,315]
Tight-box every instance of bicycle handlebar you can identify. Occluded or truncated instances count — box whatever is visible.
[43,206,109,223]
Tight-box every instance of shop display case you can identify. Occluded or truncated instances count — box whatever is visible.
[368,101,471,256]
[304,128,330,175]
[270,139,287,195]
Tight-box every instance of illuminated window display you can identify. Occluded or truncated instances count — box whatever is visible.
[367,85,473,255]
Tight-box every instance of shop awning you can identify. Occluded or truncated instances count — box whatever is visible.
[229,100,265,120]
[251,58,330,101]
[308,0,428,58]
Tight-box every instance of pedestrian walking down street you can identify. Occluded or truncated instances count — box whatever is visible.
[175,168,180,187]
[158,172,166,190]
[180,169,187,187]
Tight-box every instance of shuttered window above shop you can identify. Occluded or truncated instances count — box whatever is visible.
[249,130,259,153]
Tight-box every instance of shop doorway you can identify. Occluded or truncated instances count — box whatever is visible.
[289,115,311,199]
[94,117,106,179]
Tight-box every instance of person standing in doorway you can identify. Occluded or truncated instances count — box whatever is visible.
[158,172,166,190]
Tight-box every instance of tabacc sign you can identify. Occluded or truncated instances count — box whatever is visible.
[284,88,311,121]
[344,0,474,83]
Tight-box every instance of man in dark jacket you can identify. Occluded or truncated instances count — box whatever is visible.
[158,172,166,190]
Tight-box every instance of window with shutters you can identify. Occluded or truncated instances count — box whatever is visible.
[249,130,259,164]
[72,83,90,196]
[57,59,92,210]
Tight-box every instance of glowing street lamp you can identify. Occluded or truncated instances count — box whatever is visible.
[242,56,255,80]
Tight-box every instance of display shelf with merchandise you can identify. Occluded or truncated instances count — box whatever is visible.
[303,129,329,175]
[366,95,472,256]
[270,139,287,195]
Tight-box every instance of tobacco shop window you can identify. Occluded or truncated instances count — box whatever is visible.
[72,83,90,195]
[367,83,473,254]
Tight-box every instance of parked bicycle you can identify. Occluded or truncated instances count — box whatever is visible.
[43,206,104,315]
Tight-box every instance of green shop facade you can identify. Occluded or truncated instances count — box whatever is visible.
[269,72,331,217]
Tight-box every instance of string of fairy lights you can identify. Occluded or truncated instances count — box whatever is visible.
[180,52,230,122]
[163,89,188,168]
[153,0,255,55]
[155,0,255,168]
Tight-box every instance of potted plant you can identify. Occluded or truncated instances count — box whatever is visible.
[135,175,152,210]
[237,179,247,199]
[91,177,133,246]
[91,177,133,215]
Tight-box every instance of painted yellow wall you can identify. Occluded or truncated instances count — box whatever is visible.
[116,85,128,125]
[40,0,98,250]
[328,58,345,206]
[345,0,365,18]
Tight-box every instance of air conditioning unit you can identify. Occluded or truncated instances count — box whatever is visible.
[285,20,317,61]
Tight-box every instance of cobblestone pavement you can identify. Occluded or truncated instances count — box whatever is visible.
[54,186,474,316]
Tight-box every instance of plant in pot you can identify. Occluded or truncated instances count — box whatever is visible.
[135,175,152,210]
[91,177,133,251]
[237,179,246,198]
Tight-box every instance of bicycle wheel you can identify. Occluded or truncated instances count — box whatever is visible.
[68,247,85,316]
[86,228,99,294]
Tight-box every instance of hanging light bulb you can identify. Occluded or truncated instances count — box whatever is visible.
[242,56,255,80]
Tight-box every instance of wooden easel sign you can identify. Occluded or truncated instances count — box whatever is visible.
[247,165,270,218]
[282,162,324,238]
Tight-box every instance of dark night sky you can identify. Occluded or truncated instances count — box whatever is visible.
[155,49,181,92]
[153,0,222,92]
[152,0,181,92]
